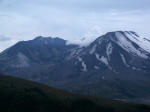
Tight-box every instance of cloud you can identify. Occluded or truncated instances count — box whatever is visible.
[0,0,150,51]
[0,35,11,41]
[0,40,17,52]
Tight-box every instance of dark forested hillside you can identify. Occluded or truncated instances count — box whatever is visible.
[0,75,150,112]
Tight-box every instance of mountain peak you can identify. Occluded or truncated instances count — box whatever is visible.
[34,36,65,41]
[104,31,139,37]
[90,30,150,61]
[32,36,68,46]
[94,31,139,43]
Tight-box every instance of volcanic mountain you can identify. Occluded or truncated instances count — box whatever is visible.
[1,31,150,103]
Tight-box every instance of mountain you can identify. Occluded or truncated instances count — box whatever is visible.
[0,31,150,103]
[0,75,150,112]
[0,36,78,79]
[69,31,150,74]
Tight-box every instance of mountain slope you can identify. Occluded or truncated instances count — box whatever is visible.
[0,36,78,79]
[70,31,150,74]
[62,31,150,102]
[0,31,150,103]
[0,75,150,112]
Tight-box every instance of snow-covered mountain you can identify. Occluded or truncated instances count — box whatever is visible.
[69,31,150,74]
[0,31,150,103]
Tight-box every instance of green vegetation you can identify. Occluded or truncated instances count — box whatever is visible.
[0,75,150,112]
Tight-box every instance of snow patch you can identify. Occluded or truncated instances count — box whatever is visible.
[95,53,109,65]
[89,45,97,54]
[125,32,150,53]
[94,66,99,69]
[106,42,113,60]
[132,66,141,71]
[120,53,129,67]
[82,62,87,72]
[95,53,113,70]
[78,57,82,62]
[100,56,109,66]
[78,57,87,72]
[115,32,148,59]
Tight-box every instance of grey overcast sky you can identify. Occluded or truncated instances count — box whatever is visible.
[0,0,150,51]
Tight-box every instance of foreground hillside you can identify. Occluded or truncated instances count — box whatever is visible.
[0,75,150,112]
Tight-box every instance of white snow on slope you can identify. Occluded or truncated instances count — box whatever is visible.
[94,66,99,69]
[100,56,109,65]
[95,53,109,65]
[106,42,113,60]
[132,66,141,71]
[120,53,129,67]
[125,31,150,53]
[115,32,148,59]
[78,57,82,62]
[78,57,87,72]
[82,62,87,72]
[89,45,97,54]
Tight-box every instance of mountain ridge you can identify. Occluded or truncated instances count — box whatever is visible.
[0,31,150,103]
